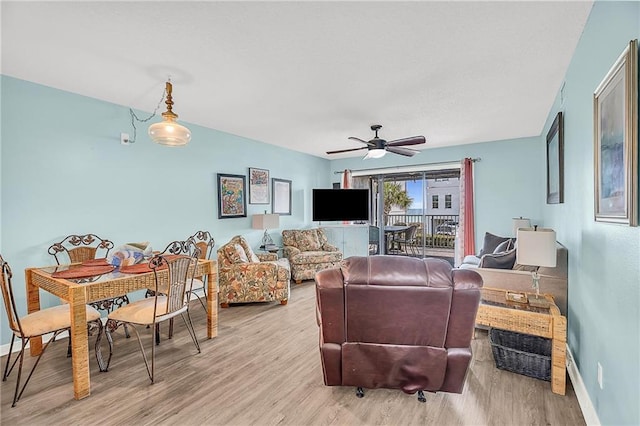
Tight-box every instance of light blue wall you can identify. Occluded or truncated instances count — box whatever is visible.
[2,4,639,423]
[329,137,545,247]
[0,75,330,342]
[540,2,639,425]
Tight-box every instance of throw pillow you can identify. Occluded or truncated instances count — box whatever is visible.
[295,229,322,251]
[479,232,511,256]
[493,239,515,253]
[237,237,260,262]
[282,230,297,248]
[224,243,249,263]
[479,248,516,269]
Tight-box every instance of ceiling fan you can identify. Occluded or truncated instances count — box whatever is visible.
[327,124,426,159]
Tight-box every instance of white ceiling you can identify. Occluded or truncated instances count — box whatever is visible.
[1,1,593,159]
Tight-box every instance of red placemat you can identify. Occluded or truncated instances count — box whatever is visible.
[81,258,110,267]
[52,265,115,279]
[119,263,167,274]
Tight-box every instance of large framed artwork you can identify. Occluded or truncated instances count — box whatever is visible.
[593,39,638,226]
[546,111,564,204]
[249,167,269,204]
[272,178,292,215]
[217,173,247,219]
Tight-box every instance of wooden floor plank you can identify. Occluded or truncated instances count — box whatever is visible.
[1,281,585,425]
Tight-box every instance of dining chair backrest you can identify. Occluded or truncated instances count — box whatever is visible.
[406,224,419,240]
[188,231,215,260]
[0,255,22,336]
[48,234,114,265]
[150,240,200,317]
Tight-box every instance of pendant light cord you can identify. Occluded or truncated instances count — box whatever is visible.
[128,88,167,143]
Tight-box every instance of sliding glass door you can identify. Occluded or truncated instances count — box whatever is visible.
[358,169,460,264]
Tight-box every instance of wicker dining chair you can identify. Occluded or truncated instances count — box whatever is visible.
[104,240,201,383]
[47,234,130,313]
[0,254,104,407]
[186,230,215,311]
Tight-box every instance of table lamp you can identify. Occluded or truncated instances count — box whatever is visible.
[512,217,531,237]
[516,226,556,308]
[252,213,279,248]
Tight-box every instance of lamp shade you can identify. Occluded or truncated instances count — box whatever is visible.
[148,116,191,146]
[147,80,191,147]
[364,149,386,159]
[516,227,557,267]
[512,217,531,237]
[252,214,279,230]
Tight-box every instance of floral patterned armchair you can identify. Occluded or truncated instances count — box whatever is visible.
[217,235,291,307]
[282,228,343,283]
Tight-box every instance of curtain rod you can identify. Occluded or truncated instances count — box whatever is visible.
[332,157,481,174]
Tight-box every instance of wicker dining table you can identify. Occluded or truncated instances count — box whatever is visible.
[25,258,217,400]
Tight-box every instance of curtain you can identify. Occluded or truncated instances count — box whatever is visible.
[456,158,475,265]
[341,169,352,189]
[341,169,352,224]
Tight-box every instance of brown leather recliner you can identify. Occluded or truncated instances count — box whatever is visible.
[315,255,483,402]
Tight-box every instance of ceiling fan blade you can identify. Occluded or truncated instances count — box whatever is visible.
[326,146,368,155]
[386,136,426,147]
[348,137,373,145]
[386,146,418,157]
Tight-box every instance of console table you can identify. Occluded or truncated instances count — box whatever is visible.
[476,287,567,395]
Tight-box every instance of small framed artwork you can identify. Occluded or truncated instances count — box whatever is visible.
[217,173,247,219]
[249,167,269,204]
[546,111,564,204]
[272,178,292,215]
[593,39,638,226]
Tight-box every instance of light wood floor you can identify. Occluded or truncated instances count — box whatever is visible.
[1,281,585,425]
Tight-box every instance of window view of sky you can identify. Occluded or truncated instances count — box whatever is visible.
[406,180,423,210]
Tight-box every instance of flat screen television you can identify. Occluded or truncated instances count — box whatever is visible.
[312,189,370,222]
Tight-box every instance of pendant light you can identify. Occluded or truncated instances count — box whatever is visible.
[147,80,191,146]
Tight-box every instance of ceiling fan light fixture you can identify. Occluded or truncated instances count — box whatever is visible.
[148,80,191,147]
[364,148,386,159]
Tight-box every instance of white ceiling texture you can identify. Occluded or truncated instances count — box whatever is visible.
[1,1,593,159]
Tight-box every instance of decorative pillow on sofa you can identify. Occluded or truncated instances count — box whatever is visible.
[479,232,512,256]
[224,243,250,264]
[493,239,515,253]
[295,229,322,251]
[479,248,516,269]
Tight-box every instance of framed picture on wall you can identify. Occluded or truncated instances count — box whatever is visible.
[546,111,564,204]
[272,178,292,215]
[248,167,269,204]
[217,173,247,219]
[593,39,638,226]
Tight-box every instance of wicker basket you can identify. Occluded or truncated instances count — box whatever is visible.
[489,328,552,381]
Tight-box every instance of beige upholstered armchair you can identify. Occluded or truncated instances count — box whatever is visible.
[282,228,343,283]
[217,235,291,307]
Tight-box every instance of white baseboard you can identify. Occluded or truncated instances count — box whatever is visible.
[566,345,600,426]
[0,331,69,357]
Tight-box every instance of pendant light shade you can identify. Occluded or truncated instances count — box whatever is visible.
[148,80,191,146]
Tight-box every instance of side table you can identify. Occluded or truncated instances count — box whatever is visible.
[259,245,282,257]
[476,287,567,395]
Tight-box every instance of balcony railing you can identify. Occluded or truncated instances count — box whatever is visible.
[385,214,459,250]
